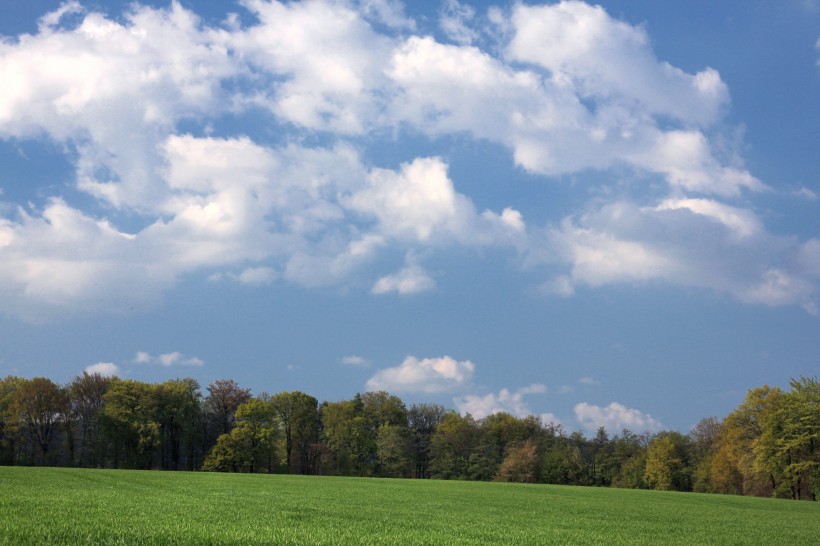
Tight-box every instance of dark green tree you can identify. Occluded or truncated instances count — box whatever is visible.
[270,391,320,473]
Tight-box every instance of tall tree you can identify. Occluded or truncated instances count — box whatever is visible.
[496,439,540,483]
[68,372,113,468]
[270,391,319,474]
[376,424,413,478]
[408,403,447,478]
[153,378,202,470]
[204,379,252,437]
[712,385,783,497]
[101,379,160,469]
[760,377,820,500]
[689,417,722,493]
[541,434,585,486]
[0,376,25,465]
[429,412,477,480]
[12,377,69,465]
[644,435,682,491]
[203,398,278,473]
[321,399,370,475]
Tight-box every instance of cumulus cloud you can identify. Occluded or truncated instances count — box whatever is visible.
[366,355,475,393]
[84,362,120,377]
[0,0,814,320]
[372,262,435,295]
[134,351,204,367]
[454,383,547,420]
[533,200,820,311]
[507,2,728,126]
[574,401,663,433]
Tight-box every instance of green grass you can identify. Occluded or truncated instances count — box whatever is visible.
[1,467,818,545]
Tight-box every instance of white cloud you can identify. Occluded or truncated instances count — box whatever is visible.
[133,351,204,367]
[38,1,84,31]
[366,355,474,393]
[346,156,523,246]
[507,2,728,126]
[439,0,479,45]
[134,351,152,364]
[574,401,663,433]
[532,199,820,311]
[0,2,238,208]
[655,198,762,238]
[229,0,393,134]
[579,376,600,386]
[84,362,120,377]
[0,0,814,320]
[372,263,435,295]
[235,266,277,286]
[341,355,369,367]
[454,383,546,419]
[358,0,415,30]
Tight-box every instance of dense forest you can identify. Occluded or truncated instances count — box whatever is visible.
[1,374,817,501]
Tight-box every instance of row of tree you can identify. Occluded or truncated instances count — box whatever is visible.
[1,373,817,500]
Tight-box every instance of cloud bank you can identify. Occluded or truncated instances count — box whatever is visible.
[0,0,817,320]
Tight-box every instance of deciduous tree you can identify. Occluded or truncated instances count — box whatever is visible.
[69,372,113,468]
[203,398,278,473]
[12,377,69,465]
[270,391,319,474]
[204,379,252,437]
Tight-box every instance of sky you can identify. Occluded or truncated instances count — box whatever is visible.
[0,0,818,435]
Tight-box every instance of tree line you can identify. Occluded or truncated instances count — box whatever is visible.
[0,373,817,500]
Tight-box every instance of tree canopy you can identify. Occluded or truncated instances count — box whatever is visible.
[1,372,817,501]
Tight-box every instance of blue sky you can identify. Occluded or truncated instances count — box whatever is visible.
[1,0,818,434]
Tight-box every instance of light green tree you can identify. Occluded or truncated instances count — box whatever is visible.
[102,379,161,469]
[644,435,680,490]
[376,423,412,477]
[203,398,278,473]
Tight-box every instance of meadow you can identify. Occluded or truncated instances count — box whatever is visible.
[1,467,818,545]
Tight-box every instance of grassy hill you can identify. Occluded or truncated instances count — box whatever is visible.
[1,467,818,544]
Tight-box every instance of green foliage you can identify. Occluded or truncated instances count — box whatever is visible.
[710,380,819,500]
[101,379,161,469]
[12,377,70,465]
[408,403,447,478]
[2,467,819,545]
[375,424,412,477]
[429,412,477,480]
[1,370,818,504]
[0,376,26,465]
[269,391,319,474]
[541,439,584,485]
[320,399,372,475]
[644,436,682,491]
[203,398,278,473]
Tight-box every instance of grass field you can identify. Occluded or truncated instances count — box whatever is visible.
[1,467,818,545]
